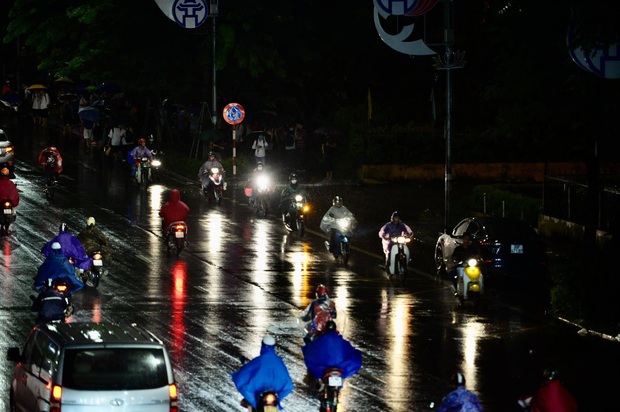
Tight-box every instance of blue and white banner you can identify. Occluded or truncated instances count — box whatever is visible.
[153,0,209,29]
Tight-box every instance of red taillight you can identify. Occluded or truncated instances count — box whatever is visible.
[169,383,178,412]
[3,201,10,208]
[93,253,102,260]
[264,393,277,405]
[174,224,185,231]
[50,384,62,412]
[56,284,68,293]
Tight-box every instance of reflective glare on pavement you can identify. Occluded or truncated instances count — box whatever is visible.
[0,125,619,412]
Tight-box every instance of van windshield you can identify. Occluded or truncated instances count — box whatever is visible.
[62,348,169,390]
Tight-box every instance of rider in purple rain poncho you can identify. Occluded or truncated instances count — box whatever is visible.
[231,335,294,409]
[41,223,92,270]
[33,242,84,295]
[302,320,362,381]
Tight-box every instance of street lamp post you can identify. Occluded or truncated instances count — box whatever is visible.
[210,0,219,128]
[433,0,465,233]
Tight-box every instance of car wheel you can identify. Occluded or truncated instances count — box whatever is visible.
[435,244,447,276]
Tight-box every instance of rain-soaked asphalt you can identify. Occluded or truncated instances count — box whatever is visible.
[0,122,619,411]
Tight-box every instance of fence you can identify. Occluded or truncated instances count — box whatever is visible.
[542,175,620,233]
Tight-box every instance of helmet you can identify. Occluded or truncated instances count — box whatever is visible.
[325,320,337,332]
[51,241,62,250]
[256,162,264,171]
[316,284,329,299]
[208,151,215,157]
[59,223,68,233]
[138,138,146,144]
[0,167,8,176]
[87,217,96,226]
[450,372,466,387]
[391,211,400,222]
[332,196,342,207]
[543,368,560,381]
[262,335,276,346]
[289,173,298,187]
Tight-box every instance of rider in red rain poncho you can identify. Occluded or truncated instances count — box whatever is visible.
[0,167,19,220]
[38,146,63,185]
[159,188,189,235]
[529,368,578,412]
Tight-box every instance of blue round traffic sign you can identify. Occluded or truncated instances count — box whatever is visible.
[223,103,245,125]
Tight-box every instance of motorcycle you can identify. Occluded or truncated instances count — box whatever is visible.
[202,167,224,204]
[43,164,58,199]
[250,174,273,217]
[323,216,357,265]
[318,368,344,412]
[31,279,75,322]
[135,156,152,188]
[79,251,105,288]
[0,199,14,235]
[454,258,484,307]
[387,233,411,281]
[150,149,162,182]
[240,390,279,412]
[166,221,188,254]
[284,194,309,236]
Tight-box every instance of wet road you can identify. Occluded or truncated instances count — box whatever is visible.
[0,123,618,411]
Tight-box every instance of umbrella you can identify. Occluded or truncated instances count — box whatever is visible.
[54,77,74,84]
[78,106,101,122]
[314,126,342,135]
[28,84,48,90]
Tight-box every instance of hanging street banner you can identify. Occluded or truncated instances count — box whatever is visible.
[153,0,209,28]
[373,4,436,56]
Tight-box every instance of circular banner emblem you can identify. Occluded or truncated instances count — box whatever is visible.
[173,0,208,29]
[223,103,245,125]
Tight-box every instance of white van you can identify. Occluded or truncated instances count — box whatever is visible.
[7,322,179,412]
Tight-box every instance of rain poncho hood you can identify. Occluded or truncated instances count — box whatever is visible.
[159,189,189,232]
[302,331,362,380]
[231,344,294,408]
[41,232,92,270]
[34,249,84,294]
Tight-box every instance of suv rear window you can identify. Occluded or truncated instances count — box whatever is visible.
[62,348,168,390]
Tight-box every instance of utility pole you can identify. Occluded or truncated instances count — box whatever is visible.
[210,0,219,128]
[433,0,465,232]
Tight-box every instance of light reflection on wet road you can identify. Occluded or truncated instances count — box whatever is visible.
[0,125,618,411]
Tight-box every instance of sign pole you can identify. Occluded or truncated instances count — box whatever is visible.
[222,102,245,179]
[232,125,237,177]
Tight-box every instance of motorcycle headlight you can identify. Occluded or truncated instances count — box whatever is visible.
[211,167,219,174]
[151,160,161,167]
[467,258,478,267]
[397,236,407,244]
[294,195,303,202]
[338,219,350,228]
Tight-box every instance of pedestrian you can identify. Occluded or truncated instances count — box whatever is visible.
[295,122,308,171]
[251,132,268,165]
[82,118,95,153]
[322,134,337,180]
[32,88,51,127]
[437,372,482,412]
[107,123,127,162]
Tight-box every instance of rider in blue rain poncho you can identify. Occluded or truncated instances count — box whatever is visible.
[231,335,294,409]
[41,223,92,271]
[302,321,362,381]
[33,242,84,295]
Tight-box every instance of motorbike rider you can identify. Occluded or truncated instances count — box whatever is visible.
[246,161,269,206]
[437,372,482,412]
[41,222,93,271]
[34,242,84,295]
[38,146,63,186]
[198,151,227,192]
[231,334,294,410]
[320,195,357,256]
[279,172,309,224]
[0,166,19,222]
[30,278,69,323]
[448,233,481,294]
[302,320,362,389]
[159,188,190,236]
[299,284,337,343]
[378,211,413,269]
[77,217,111,258]
[520,368,578,412]
[129,138,153,178]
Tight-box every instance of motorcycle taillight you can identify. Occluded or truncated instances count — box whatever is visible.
[93,253,102,260]
[56,284,68,293]
[174,224,186,231]
[3,201,10,208]
[264,393,277,405]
